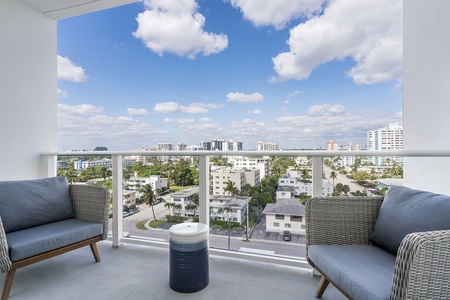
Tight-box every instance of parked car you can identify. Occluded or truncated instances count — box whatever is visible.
[283,230,292,241]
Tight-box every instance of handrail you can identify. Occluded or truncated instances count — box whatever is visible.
[43,149,450,157]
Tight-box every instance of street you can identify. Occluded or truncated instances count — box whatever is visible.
[111,202,307,258]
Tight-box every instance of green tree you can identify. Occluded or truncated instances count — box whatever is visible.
[224,180,239,196]
[329,171,337,187]
[164,202,175,216]
[171,159,194,186]
[140,184,157,221]
[65,168,78,184]
[342,184,350,195]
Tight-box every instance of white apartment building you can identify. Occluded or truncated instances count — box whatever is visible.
[263,199,306,234]
[73,157,136,170]
[227,156,270,179]
[211,168,260,195]
[209,195,250,225]
[278,173,333,196]
[127,175,168,193]
[170,189,197,217]
[367,122,404,166]
[257,141,279,151]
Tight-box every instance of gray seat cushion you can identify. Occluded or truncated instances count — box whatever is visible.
[369,185,450,254]
[6,218,103,261]
[0,177,75,233]
[308,245,396,300]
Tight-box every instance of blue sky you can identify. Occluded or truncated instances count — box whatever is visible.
[57,0,403,150]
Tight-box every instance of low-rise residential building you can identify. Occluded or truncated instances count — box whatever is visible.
[276,186,296,200]
[209,195,250,225]
[170,189,198,217]
[211,168,260,195]
[73,157,136,170]
[127,175,168,193]
[278,173,333,196]
[263,199,306,234]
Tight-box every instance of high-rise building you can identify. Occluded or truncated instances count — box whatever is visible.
[326,141,338,151]
[257,141,279,151]
[367,122,403,166]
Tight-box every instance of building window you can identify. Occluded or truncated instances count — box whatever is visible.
[301,225,306,229]
[285,224,291,228]
[275,214,284,220]
[273,222,280,227]
[290,216,303,222]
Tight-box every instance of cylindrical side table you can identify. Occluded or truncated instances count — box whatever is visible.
[169,223,209,293]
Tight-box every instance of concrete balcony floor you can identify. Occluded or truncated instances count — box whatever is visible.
[1,241,346,300]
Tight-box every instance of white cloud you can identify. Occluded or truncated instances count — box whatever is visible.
[200,117,212,122]
[289,91,303,97]
[227,0,324,30]
[181,105,208,114]
[248,110,262,115]
[57,55,88,82]
[227,92,264,103]
[133,0,228,58]
[154,101,180,113]
[164,118,195,124]
[281,100,290,104]
[308,104,345,116]
[271,0,403,84]
[127,108,149,116]
[58,88,68,98]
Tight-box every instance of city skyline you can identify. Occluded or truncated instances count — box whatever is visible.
[57,0,402,151]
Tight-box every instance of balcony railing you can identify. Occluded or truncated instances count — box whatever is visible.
[42,149,450,269]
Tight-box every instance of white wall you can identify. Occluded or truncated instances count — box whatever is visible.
[0,0,57,180]
[403,0,450,195]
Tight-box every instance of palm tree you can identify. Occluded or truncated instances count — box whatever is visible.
[224,180,239,196]
[164,202,175,216]
[140,184,156,221]
[330,171,337,187]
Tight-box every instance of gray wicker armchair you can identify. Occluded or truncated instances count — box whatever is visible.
[306,196,450,300]
[0,183,109,300]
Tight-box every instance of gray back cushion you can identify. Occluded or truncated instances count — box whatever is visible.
[0,177,74,233]
[369,185,450,254]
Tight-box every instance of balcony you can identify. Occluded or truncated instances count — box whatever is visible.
[2,0,450,299]
[0,240,346,300]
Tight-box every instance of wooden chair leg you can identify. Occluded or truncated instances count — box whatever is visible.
[2,269,16,300]
[90,243,101,262]
[315,276,330,298]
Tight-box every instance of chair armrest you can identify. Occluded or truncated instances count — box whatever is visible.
[391,229,450,300]
[70,185,110,240]
[306,196,383,247]
[0,217,12,273]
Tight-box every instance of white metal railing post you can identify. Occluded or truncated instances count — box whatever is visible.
[312,156,323,197]
[112,154,123,247]
[198,155,210,226]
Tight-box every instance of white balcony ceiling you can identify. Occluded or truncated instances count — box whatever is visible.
[19,0,138,20]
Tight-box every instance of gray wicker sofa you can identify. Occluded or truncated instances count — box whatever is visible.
[306,185,450,300]
[0,177,109,300]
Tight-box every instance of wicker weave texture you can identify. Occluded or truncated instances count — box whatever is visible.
[305,196,383,247]
[391,229,450,300]
[70,185,110,240]
[0,217,12,273]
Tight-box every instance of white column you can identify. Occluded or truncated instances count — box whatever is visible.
[198,156,210,226]
[112,154,123,247]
